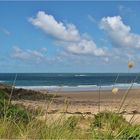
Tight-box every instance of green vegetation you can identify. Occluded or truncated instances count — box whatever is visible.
[0,89,31,123]
[0,83,140,139]
[90,111,140,139]
[91,111,128,129]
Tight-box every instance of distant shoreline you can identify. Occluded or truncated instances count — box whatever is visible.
[15,83,140,92]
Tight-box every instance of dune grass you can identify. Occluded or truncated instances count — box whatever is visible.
[0,88,140,139]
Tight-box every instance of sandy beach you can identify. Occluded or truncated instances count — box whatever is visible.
[12,88,140,123]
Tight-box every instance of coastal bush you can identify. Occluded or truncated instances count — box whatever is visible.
[0,90,9,118]
[90,111,131,139]
[0,90,31,123]
[5,105,30,123]
[0,90,9,100]
[89,111,140,139]
[91,111,128,129]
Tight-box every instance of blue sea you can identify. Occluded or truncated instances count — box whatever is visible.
[0,73,140,91]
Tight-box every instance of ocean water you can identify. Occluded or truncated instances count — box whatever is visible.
[0,73,140,91]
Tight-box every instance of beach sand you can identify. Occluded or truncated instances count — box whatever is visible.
[12,88,140,123]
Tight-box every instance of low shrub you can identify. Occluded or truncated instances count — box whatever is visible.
[91,111,128,130]
[0,90,31,123]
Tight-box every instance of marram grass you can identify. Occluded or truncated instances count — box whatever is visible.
[0,89,140,140]
[0,111,140,139]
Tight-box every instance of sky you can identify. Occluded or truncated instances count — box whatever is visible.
[0,1,140,73]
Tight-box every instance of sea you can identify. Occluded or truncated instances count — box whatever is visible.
[0,73,140,91]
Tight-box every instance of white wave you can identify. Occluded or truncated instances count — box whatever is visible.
[0,80,5,83]
[16,85,97,91]
[75,74,87,77]
[16,83,140,92]
[16,86,61,89]
[114,83,140,87]
[77,85,97,87]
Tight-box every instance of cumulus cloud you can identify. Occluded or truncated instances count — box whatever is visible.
[66,39,106,56]
[29,11,80,42]
[12,46,45,62]
[100,16,140,48]
[29,11,107,57]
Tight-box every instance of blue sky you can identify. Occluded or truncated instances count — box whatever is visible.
[0,1,140,73]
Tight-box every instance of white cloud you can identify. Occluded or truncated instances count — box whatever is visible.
[29,11,107,57]
[100,16,140,48]
[66,39,106,56]
[40,47,47,52]
[12,46,45,62]
[29,11,80,42]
